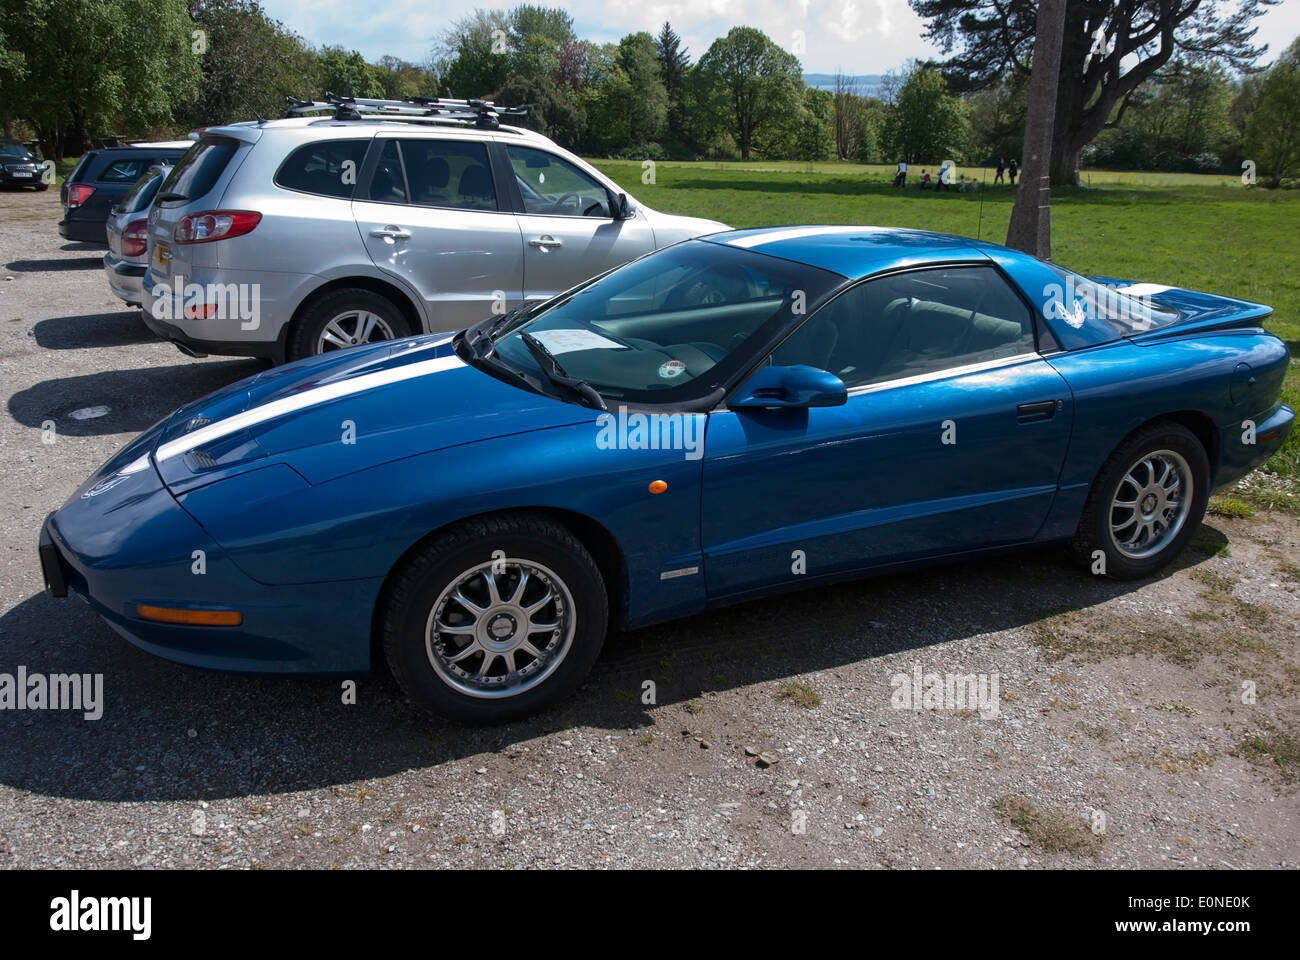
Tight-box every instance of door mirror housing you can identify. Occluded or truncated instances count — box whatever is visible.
[730,364,848,409]
[615,191,632,220]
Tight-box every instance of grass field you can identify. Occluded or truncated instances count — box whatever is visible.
[591,159,1300,502]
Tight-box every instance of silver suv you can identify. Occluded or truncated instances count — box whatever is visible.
[141,100,727,363]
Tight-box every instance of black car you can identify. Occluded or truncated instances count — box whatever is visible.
[0,138,47,189]
[58,141,191,244]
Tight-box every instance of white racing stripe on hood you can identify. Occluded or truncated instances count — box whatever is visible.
[156,353,464,463]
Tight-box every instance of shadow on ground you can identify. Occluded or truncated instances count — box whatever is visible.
[32,311,158,350]
[5,257,103,272]
[0,527,1227,803]
[7,359,264,436]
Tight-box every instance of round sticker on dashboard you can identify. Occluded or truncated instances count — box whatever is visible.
[658,360,686,379]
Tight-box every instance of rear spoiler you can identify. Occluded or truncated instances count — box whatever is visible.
[187,124,262,145]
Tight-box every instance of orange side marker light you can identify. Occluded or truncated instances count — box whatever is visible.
[648,480,668,495]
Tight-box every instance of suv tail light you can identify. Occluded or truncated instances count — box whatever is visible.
[122,219,148,258]
[174,210,262,244]
[66,184,95,208]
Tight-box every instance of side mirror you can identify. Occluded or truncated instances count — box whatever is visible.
[730,364,847,409]
[616,192,632,219]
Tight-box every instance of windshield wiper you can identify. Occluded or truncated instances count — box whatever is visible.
[520,333,607,411]
[157,191,189,202]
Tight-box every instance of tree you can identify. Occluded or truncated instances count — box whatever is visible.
[910,0,1274,184]
[1244,38,1300,186]
[831,71,866,159]
[882,66,968,163]
[655,21,691,153]
[695,27,803,159]
[316,47,384,99]
[617,32,668,150]
[176,0,317,129]
[4,0,201,157]
[374,56,438,100]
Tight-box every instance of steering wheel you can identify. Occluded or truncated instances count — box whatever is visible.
[548,192,581,214]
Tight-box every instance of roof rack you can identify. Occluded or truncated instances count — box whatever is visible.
[281,93,527,130]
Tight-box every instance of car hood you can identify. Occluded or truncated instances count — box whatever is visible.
[151,334,597,495]
[642,206,729,245]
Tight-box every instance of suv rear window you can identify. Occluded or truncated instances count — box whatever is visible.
[275,139,369,198]
[159,136,240,203]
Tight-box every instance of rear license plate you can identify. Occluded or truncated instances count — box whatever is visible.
[153,242,169,271]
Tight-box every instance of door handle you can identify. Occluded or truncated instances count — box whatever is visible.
[370,226,410,240]
[529,235,562,249]
[1017,400,1058,423]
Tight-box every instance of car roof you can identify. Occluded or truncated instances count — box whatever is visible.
[242,115,555,145]
[701,225,1010,280]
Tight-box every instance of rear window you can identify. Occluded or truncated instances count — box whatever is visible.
[275,139,369,198]
[66,153,94,183]
[97,157,151,183]
[120,170,165,213]
[1044,264,1179,336]
[159,137,240,203]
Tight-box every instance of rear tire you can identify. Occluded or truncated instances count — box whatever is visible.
[1070,420,1210,580]
[381,513,608,724]
[288,288,412,362]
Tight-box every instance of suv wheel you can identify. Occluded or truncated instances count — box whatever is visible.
[381,513,608,724]
[289,288,413,361]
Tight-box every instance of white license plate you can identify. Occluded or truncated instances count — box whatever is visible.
[12,172,32,178]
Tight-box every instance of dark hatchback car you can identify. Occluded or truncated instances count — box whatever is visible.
[59,142,190,244]
[0,138,46,189]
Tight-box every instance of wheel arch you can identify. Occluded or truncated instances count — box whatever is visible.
[289,275,426,354]
[368,506,629,662]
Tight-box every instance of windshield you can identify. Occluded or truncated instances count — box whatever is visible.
[159,136,239,201]
[0,140,34,160]
[488,241,843,406]
[1044,264,1179,336]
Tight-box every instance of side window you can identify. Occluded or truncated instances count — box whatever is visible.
[366,140,408,204]
[772,266,1036,388]
[98,158,148,183]
[275,139,369,198]
[398,139,496,211]
[506,145,611,217]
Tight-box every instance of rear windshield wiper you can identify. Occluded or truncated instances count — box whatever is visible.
[520,333,607,411]
[157,191,188,202]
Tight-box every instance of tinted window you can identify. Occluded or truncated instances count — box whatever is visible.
[275,139,368,198]
[120,170,165,213]
[1043,264,1179,336]
[772,265,1036,387]
[398,139,496,211]
[507,145,610,217]
[159,137,239,202]
[366,140,407,203]
[98,158,150,183]
[491,241,841,406]
[66,153,93,183]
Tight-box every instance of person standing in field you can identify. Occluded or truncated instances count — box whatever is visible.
[894,159,907,188]
[1008,158,1018,185]
[995,157,1005,183]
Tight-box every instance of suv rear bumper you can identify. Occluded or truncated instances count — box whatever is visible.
[103,252,147,305]
[58,215,106,244]
[141,309,287,361]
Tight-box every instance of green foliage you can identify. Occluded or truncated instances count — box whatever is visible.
[1244,39,1300,187]
[695,27,803,159]
[882,66,967,163]
[316,47,384,99]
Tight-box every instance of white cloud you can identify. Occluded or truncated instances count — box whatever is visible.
[257,0,940,73]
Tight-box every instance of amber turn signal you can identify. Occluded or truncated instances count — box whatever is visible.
[136,604,243,626]
[648,480,668,494]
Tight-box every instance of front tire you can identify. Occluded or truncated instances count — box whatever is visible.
[1070,420,1210,580]
[381,513,608,723]
[287,288,412,362]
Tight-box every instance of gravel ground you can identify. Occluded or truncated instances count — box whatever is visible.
[1,186,1297,869]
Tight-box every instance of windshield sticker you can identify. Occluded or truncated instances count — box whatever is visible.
[658,360,687,379]
[530,329,626,354]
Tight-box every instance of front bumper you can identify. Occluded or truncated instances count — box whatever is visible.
[103,252,147,306]
[40,453,378,675]
[0,168,43,186]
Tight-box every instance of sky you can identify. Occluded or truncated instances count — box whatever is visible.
[258,0,1300,76]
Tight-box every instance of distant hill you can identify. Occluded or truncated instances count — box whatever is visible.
[803,74,883,98]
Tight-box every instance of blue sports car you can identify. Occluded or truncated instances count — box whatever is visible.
[39,226,1293,722]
